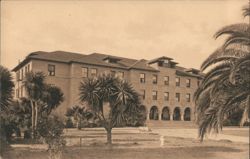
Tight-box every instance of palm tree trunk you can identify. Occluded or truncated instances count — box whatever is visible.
[106,127,112,145]
[240,95,250,127]
[34,102,38,138]
[78,118,82,130]
[30,100,35,139]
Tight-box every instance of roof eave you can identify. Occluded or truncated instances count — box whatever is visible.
[12,58,30,72]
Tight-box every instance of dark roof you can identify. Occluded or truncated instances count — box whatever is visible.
[147,56,174,64]
[12,51,203,78]
[176,70,203,78]
[12,51,157,72]
[12,51,86,71]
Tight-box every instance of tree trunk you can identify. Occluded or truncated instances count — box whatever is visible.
[106,127,112,145]
[78,118,82,130]
[30,100,35,139]
[240,95,250,127]
[34,102,38,138]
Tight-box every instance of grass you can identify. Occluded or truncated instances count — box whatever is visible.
[2,128,249,159]
[222,130,249,137]
[3,143,249,159]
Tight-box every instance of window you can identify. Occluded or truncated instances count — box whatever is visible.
[197,80,200,87]
[20,86,23,97]
[186,79,191,87]
[25,66,27,75]
[164,59,169,64]
[82,67,88,78]
[48,64,55,76]
[175,93,180,102]
[176,77,180,86]
[21,69,23,80]
[152,91,158,100]
[152,75,158,84]
[142,90,146,100]
[164,76,169,85]
[16,89,19,98]
[186,93,191,102]
[90,68,97,77]
[16,71,20,81]
[117,71,124,79]
[140,73,145,83]
[27,64,30,72]
[164,92,169,101]
[111,70,116,76]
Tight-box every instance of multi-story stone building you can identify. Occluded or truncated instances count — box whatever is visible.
[12,51,203,122]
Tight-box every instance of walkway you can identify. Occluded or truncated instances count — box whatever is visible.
[153,127,249,143]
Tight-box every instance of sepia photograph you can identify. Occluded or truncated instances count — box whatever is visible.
[0,0,249,159]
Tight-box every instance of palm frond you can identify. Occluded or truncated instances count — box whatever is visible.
[229,54,250,84]
[201,48,247,71]
[24,71,46,100]
[243,6,250,17]
[223,36,250,48]
[214,23,250,39]
[41,85,64,114]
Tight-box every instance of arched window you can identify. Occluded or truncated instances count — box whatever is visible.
[173,107,181,121]
[184,107,191,121]
[139,105,147,120]
[149,106,159,120]
[162,107,170,120]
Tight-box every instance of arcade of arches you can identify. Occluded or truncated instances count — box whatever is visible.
[144,105,192,121]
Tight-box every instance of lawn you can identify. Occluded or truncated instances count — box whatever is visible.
[2,128,249,159]
[222,129,249,137]
[3,140,249,159]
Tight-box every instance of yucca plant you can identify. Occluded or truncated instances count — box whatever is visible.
[24,71,64,138]
[79,74,141,145]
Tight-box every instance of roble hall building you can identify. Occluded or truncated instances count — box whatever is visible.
[12,51,203,122]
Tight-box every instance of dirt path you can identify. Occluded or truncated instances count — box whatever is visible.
[153,128,249,143]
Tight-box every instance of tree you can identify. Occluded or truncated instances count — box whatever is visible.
[0,66,14,112]
[24,71,64,138]
[7,98,32,138]
[65,105,93,129]
[0,66,14,154]
[37,115,65,159]
[41,85,64,115]
[79,74,141,145]
[194,6,250,141]
[24,72,45,138]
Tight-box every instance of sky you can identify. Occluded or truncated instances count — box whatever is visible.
[0,0,248,70]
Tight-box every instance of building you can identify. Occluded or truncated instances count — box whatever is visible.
[12,51,203,122]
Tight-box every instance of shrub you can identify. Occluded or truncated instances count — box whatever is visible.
[37,115,66,159]
[65,118,74,128]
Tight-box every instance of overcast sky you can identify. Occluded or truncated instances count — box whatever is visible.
[1,0,248,70]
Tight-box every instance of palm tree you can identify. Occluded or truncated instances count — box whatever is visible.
[24,71,46,138]
[0,66,14,148]
[24,71,64,138]
[0,66,14,112]
[194,7,250,141]
[65,105,93,129]
[79,74,141,145]
[41,85,64,115]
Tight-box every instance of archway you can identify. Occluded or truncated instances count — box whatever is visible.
[161,107,170,120]
[149,106,159,120]
[184,107,191,121]
[139,105,147,120]
[173,107,181,121]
